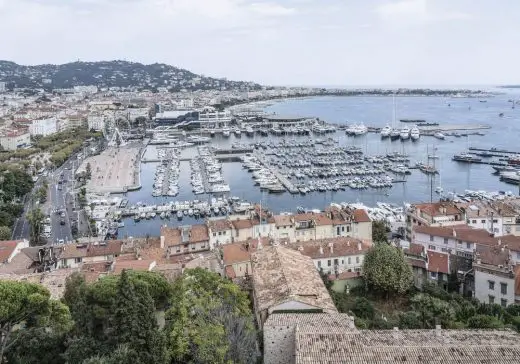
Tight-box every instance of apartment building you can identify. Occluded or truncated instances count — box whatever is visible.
[160,225,209,256]
[87,114,106,131]
[406,202,465,240]
[0,129,31,150]
[29,117,58,136]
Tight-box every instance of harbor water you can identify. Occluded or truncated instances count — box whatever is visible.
[117,93,520,237]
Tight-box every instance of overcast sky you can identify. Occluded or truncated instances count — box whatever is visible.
[1,0,518,86]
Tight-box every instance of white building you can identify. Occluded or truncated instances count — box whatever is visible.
[29,117,57,136]
[0,82,6,93]
[0,130,31,150]
[88,114,106,131]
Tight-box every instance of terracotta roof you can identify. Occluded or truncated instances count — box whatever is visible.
[414,225,498,247]
[314,213,334,226]
[405,242,425,257]
[251,245,337,314]
[81,261,112,273]
[86,240,122,257]
[189,224,209,243]
[353,209,371,223]
[291,237,371,259]
[223,242,252,265]
[427,251,449,274]
[0,241,20,263]
[207,219,233,232]
[231,219,253,230]
[59,243,88,259]
[294,213,316,222]
[499,235,520,252]
[113,259,155,274]
[161,226,181,247]
[273,214,293,227]
[414,202,462,217]
[475,245,511,266]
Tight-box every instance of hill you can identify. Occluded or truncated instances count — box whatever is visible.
[0,60,261,91]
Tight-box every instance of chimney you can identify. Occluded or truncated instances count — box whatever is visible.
[435,324,442,336]
[329,242,334,254]
[347,240,350,247]
[257,236,263,250]
[498,239,501,246]
[357,241,362,251]
[452,229,457,237]
[319,246,324,255]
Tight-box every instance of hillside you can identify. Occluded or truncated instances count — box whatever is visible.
[0,60,261,91]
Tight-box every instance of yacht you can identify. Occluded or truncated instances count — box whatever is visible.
[390,129,400,140]
[410,125,420,141]
[400,126,410,140]
[380,124,392,138]
[245,126,255,137]
[452,152,482,163]
[354,123,368,136]
[233,127,241,137]
[434,132,445,140]
[222,127,231,137]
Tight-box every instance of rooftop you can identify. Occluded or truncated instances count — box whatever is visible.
[207,219,233,232]
[291,237,371,260]
[427,251,449,274]
[251,245,337,314]
[413,202,462,217]
[414,225,498,247]
[0,240,21,263]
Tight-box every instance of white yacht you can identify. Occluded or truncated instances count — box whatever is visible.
[390,128,400,140]
[233,127,241,137]
[222,126,230,137]
[354,123,368,136]
[245,126,254,137]
[410,125,420,141]
[400,126,410,140]
[380,124,392,138]
[434,132,445,140]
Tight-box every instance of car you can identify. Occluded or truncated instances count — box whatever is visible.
[58,239,64,244]
[58,185,62,191]
[60,219,66,225]
[60,212,66,218]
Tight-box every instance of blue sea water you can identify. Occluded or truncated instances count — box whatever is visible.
[118,93,520,238]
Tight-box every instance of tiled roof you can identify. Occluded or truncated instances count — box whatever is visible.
[113,259,155,274]
[353,209,371,223]
[189,224,209,243]
[59,243,88,259]
[0,241,19,263]
[291,237,370,260]
[427,251,449,274]
[405,242,425,257]
[251,245,337,314]
[264,312,355,330]
[413,202,462,217]
[223,242,254,265]
[231,218,253,230]
[295,329,520,364]
[499,235,520,252]
[161,226,181,247]
[414,225,498,247]
[475,245,511,266]
[86,241,122,257]
[207,219,233,232]
[273,215,293,227]
[407,257,427,269]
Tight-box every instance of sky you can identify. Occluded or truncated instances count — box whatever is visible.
[0,0,519,86]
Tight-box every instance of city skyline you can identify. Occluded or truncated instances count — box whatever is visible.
[1,0,519,86]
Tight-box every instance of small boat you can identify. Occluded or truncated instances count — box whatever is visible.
[159,212,165,219]
[134,215,140,222]
[452,153,482,163]
[434,132,445,140]
[245,126,255,137]
[177,211,183,219]
[210,130,216,137]
[222,127,230,137]
[400,126,410,140]
[183,209,188,216]
[410,125,420,141]
[188,209,194,216]
[499,113,504,117]
[233,128,242,137]
[390,129,400,141]
[380,124,392,138]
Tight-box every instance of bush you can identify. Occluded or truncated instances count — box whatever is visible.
[352,297,375,320]
[467,315,504,329]
[398,311,422,329]
[354,317,369,329]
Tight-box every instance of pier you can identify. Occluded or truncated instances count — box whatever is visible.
[469,147,520,155]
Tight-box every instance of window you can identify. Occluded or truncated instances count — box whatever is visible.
[481,219,486,223]
[327,260,331,267]
[356,257,360,264]
[489,295,495,304]
[441,248,448,253]
[317,261,321,268]
[501,283,507,295]
[74,257,82,264]
[466,242,471,249]
[472,219,477,224]
[443,238,448,245]
[488,281,495,290]
[428,245,436,251]
[191,246,195,250]
[342,226,345,232]
[341,260,344,264]
[348,257,351,264]
[213,232,216,237]
[430,272,437,279]
[218,232,222,236]
[346,226,350,232]
[430,235,434,242]
[493,219,498,223]
[501,299,508,308]
[201,244,205,249]
[517,252,520,260]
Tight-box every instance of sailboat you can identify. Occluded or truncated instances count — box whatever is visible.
[390,95,400,141]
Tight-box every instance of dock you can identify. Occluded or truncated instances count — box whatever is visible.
[469,147,520,155]
[256,154,300,194]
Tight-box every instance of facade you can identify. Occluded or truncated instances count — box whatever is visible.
[160,225,209,256]
[406,202,465,240]
[222,239,260,279]
[207,219,233,248]
[87,114,106,131]
[29,117,57,136]
[0,129,31,150]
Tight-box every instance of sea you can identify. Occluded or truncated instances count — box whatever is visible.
[117,91,520,238]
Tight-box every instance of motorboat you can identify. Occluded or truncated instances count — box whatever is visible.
[353,123,368,136]
[390,129,400,140]
[399,126,410,140]
[434,132,445,140]
[233,127,241,137]
[452,152,482,163]
[245,126,255,137]
[410,125,420,141]
[222,127,231,137]
[380,124,392,138]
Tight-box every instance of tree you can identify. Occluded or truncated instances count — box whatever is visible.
[351,297,375,320]
[0,280,72,364]
[0,226,11,240]
[362,244,413,296]
[467,314,504,329]
[165,268,258,364]
[372,220,390,243]
[27,208,45,245]
[410,293,455,329]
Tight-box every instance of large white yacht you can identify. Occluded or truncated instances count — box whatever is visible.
[354,123,368,136]
[400,126,410,140]
[380,124,392,138]
[410,125,420,141]
[222,126,230,137]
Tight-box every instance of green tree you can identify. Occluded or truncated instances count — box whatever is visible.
[467,314,504,329]
[351,297,375,320]
[410,293,455,328]
[362,243,413,296]
[165,268,258,364]
[0,280,72,364]
[372,220,390,243]
[398,311,423,329]
[0,226,11,240]
[27,208,45,245]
